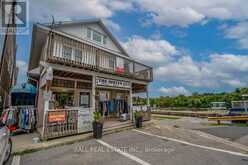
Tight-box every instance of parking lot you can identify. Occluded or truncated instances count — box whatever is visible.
[8,127,248,165]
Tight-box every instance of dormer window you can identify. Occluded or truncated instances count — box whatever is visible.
[87,28,107,45]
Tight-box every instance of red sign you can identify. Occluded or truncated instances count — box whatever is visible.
[48,111,66,123]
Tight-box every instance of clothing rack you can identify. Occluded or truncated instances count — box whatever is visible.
[1,106,37,133]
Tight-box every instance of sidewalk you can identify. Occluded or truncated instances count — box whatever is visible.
[11,121,153,155]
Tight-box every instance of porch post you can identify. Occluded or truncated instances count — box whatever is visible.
[146,85,150,107]
[129,84,133,122]
[92,75,96,112]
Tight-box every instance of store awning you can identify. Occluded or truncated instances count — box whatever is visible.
[11,83,37,94]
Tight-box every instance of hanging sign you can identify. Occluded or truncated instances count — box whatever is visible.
[96,77,131,89]
[116,57,124,74]
[77,108,92,133]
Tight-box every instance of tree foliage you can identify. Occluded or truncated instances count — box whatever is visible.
[150,88,248,108]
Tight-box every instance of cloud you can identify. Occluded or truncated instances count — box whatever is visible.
[103,19,121,32]
[224,22,248,49]
[159,86,191,96]
[29,0,134,22]
[155,54,248,88]
[123,35,248,90]
[16,60,28,83]
[123,36,177,64]
[135,0,248,27]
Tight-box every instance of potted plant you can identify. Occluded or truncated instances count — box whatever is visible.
[92,112,103,139]
[134,111,143,128]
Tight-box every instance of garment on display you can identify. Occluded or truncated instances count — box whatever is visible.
[0,106,36,133]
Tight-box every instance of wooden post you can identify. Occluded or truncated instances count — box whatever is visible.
[92,75,96,113]
[129,84,133,122]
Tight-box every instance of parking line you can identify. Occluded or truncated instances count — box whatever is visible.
[134,129,248,158]
[96,140,151,165]
[11,155,21,165]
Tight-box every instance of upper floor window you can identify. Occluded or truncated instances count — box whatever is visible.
[62,46,72,60]
[87,28,107,45]
[74,49,82,62]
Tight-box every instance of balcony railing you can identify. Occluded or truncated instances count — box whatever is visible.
[45,32,153,82]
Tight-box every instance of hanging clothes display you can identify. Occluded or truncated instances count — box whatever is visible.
[0,106,37,133]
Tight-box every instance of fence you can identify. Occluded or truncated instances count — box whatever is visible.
[42,108,93,140]
[133,105,151,121]
[43,109,78,140]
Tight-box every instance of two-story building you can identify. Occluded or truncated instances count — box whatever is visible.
[28,19,153,139]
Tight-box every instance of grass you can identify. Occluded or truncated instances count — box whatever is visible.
[208,123,248,127]
[152,115,181,120]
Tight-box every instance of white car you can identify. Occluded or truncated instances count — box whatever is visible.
[0,121,12,165]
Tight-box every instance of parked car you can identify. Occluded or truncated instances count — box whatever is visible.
[0,121,12,165]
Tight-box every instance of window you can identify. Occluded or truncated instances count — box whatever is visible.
[86,28,107,45]
[109,56,115,69]
[93,31,102,43]
[103,36,107,44]
[79,92,90,108]
[74,49,82,62]
[87,28,91,39]
[62,46,72,60]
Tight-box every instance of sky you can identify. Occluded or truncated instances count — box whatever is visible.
[16,0,248,97]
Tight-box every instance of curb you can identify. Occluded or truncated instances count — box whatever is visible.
[12,121,153,155]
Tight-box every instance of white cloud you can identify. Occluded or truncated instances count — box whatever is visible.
[123,35,248,90]
[123,36,177,64]
[103,19,121,32]
[155,54,248,88]
[30,0,134,22]
[224,22,248,49]
[159,86,191,96]
[135,0,248,27]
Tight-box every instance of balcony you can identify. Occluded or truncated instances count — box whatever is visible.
[45,32,153,82]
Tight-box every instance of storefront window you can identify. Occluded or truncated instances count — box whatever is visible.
[53,92,74,109]
[79,92,90,108]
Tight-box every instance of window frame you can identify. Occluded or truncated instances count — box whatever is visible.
[62,45,73,60]
[86,28,107,45]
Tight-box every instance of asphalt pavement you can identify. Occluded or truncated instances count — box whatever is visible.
[9,129,248,165]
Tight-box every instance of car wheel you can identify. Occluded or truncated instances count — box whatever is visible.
[3,138,12,164]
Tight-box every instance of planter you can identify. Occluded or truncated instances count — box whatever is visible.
[93,121,103,139]
[135,117,143,128]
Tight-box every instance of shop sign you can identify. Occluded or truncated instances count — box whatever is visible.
[48,111,66,123]
[77,108,92,133]
[96,77,131,89]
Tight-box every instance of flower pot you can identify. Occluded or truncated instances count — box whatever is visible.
[135,117,143,128]
[93,121,103,139]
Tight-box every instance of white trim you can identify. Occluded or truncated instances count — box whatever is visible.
[134,130,248,158]
[96,140,151,165]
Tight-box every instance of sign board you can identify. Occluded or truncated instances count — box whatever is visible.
[77,108,92,133]
[48,111,66,123]
[96,77,131,89]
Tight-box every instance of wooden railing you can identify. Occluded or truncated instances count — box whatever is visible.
[45,32,153,82]
[43,110,78,140]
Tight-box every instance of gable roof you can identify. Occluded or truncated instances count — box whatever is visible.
[43,18,129,57]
